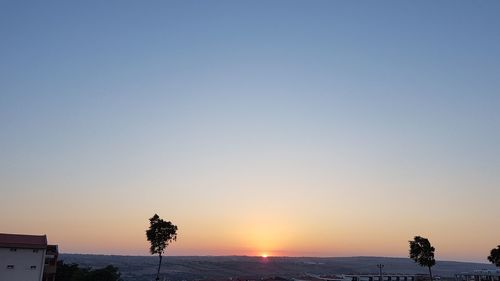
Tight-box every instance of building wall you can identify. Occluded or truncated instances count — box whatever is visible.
[0,247,46,281]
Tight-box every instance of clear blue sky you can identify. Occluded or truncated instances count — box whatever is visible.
[1,1,499,262]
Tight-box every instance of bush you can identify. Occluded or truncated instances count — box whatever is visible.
[55,261,122,281]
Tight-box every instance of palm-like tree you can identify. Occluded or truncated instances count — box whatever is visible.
[409,236,436,281]
[146,214,178,281]
[487,245,500,267]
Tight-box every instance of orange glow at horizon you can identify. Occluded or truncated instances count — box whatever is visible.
[3,198,500,263]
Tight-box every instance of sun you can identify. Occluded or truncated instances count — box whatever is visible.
[261,253,268,258]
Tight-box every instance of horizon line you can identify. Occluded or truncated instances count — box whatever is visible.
[57,253,493,264]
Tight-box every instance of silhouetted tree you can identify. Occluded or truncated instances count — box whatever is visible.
[488,245,500,267]
[146,214,178,281]
[409,236,436,281]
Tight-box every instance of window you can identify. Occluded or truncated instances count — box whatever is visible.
[30,265,37,270]
[7,265,14,269]
[9,248,17,252]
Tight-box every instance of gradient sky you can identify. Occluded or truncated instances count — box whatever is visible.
[1,1,499,263]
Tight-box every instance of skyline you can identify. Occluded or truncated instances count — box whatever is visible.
[1,1,499,263]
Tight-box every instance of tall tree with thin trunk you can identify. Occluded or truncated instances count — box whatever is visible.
[409,236,436,281]
[487,245,500,267]
[146,214,178,281]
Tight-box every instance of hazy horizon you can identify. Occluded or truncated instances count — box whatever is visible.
[1,1,499,264]
[58,253,495,265]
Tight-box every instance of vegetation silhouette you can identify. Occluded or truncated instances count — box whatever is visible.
[488,245,500,267]
[55,261,121,281]
[146,214,178,281]
[409,236,436,281]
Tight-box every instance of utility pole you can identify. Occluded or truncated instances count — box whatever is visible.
[377,264,384,281]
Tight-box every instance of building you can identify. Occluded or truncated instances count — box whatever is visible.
[0,233,58,281]
[455,270,500,281]
[43,245,59,281]
[295,273,417,281]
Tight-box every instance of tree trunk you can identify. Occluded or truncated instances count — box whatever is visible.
[156,253,162,281]
[428,266,433,281]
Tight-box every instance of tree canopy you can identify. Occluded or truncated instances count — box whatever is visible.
[146,214,178,256]
[488,245,500,267]
[409,236,436,268]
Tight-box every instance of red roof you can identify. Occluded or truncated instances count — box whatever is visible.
[0,233,48,249]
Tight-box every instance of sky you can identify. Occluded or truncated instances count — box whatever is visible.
[0,1,499,263]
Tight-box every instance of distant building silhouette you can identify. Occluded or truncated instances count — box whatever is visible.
[296,273,417,281]
[0,233,58,281]
[455,270,500,281]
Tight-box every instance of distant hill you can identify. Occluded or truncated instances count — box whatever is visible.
[59,255,495,281]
